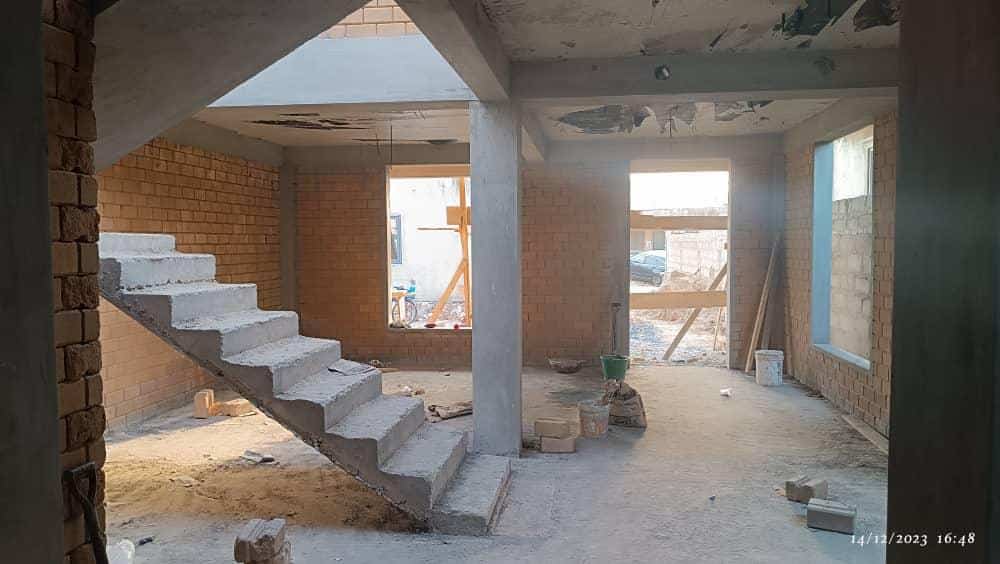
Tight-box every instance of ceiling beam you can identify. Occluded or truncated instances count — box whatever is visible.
[520,111,549,162]
[396,0,510,101]
[547,134,782,164]
[514,48,898,106]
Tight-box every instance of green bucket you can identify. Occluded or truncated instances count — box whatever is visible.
[600,354,628,381]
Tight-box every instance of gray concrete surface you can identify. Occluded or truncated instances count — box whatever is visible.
[0,4,63,562]
[108,365,888,563]
[470,102,523,457]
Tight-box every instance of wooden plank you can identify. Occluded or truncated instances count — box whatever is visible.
[389,164,470,179]
[629,213,728,231]
[744,237,780,372]
[630,290,726,310]
[446,205,471,226]
[661,264,728,361]
[458,178,472,325]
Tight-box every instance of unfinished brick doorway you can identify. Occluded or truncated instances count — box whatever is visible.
[628,162,730,367]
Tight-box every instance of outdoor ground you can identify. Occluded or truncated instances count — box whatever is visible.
[105,366,888,563]
[630,278,728,367]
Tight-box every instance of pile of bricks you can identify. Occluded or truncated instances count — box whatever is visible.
[785,475,856,534]
[534,417,576,453]
[42,0,107,559]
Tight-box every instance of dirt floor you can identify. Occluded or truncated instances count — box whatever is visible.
[105,366,888,563]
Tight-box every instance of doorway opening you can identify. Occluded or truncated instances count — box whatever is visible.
[628,163,730,367]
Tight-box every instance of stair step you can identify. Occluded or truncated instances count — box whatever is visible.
[99,232,176,254]
[381,424,468,507]
[224,335,342,392]
[175,309,300,357]
[430,454,512,536]
[124,282,257,324]
[104,252,216,289]
[276,361,382,428]
[329,395,426,465]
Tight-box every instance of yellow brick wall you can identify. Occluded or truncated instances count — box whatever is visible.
[323,0,420,38]
[296,163,630,367]
[42,0,106,558]
[96,138,281,428]
[782,112,896,435]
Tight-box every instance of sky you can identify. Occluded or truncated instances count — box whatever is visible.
[629,171,729,211]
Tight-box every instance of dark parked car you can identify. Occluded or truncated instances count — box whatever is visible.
[630,250,666,285]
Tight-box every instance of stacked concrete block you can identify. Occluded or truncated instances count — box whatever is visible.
[785,476,828,503]
[534,417,576,453]
[235,519,292,564]
[41,0,106,559]
[806,499,856,534]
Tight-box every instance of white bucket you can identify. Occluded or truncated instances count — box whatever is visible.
[578,400,610,438]
[754,350,784,386]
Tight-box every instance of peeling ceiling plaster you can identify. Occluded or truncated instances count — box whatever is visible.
[194,106,470,147]
[478,0,899,61]
[543,99,837,140]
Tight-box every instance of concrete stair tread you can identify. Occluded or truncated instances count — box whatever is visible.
[175,309,297,333]
[431,454,512,536]
[223,335,340,369]
[329,395,424,438]
[381,424,466,479]
[277,366,377,405]
[124,281,252,297]
[102,251,212,259]
[99,232,175,254]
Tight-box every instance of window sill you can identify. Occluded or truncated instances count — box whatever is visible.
[812,343,871,373]
[387,326,472,333]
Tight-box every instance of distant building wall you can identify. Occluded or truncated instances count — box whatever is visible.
[829,195,873,358]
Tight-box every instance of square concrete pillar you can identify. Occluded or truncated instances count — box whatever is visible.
[0,4,63,562]
[470,101,522,457]
[888,2,1000,562]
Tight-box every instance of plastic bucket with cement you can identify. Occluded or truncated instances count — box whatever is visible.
[579,400,610,438]
[754,350,784,386]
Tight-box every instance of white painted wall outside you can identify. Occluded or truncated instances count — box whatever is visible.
[389,177,468,301]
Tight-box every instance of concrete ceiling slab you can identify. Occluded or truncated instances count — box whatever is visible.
[540,99,837,140]
[195,104,470,147]
[479,0,898,61]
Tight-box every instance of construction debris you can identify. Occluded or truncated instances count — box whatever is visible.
[785,476,828,503]
[719,388,733,398]
[548,358,585,374]
[540,436,577,453]
[215,399,256,417]
[194,389,215,418]
[395,385,425,397]
[534,417,571,438]
[241,450,276,465]
[428,401,472,421]
[235,518,291,564]
[603,381,647,428]
[806,499,856,534]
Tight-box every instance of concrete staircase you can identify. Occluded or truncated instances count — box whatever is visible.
[98,233,510,535]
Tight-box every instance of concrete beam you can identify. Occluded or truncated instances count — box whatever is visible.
[520,111,549,162]
[470,102,522,457]
[784,97,897,152]
[211,36,474,108]
[548,134,781,164]
[513,48,898,105]
[161,119,285,168]
[285,143,470,172]
[887,1,1000,561]
[0,4,62,561]
[396,0,510,101]
[94,0,369,170]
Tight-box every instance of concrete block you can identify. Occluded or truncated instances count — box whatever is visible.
[785,476,828,503]
[540,436,576,453]
[806,498,856,534]
[193,389,214,419]
[235,518,288,563]
[534,417,571,438]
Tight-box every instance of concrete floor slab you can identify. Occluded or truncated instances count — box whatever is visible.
[105,366,887,563]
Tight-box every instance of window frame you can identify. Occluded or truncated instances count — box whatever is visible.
[389,213,403,265]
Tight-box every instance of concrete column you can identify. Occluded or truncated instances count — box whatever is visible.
[470,102,522,457]
[279,157,297,311]
[607,162,630,357]
[0,3,63,562]
[888,2,1000,562]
